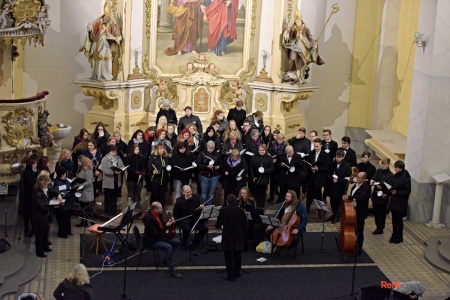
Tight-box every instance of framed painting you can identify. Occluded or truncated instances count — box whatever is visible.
[147,0,254,79]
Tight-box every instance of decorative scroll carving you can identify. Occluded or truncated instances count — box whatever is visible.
[250,0,257,41]
[145,0,152,38]
[274,124,282,131]
[1,107,36,149]
[116,122,122,131]
[90,122,110,128]
[288,123,301,129]
[131,121,146,127]
[287,0,293,23]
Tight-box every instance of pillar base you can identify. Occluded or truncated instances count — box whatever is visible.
[425,222,446,229]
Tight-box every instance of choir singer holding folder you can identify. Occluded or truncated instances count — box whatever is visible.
[100,145,125,216]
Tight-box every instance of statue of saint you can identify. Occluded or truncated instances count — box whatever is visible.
[79,3,122,81]
[282,9,324,84]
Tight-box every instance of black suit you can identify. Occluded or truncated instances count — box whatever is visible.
[339,147,357,167]
[306,150,330,211]
[32,187,60,256]
[215,204,247,280]
[322,139,338,160]
[327,161,352,217]
[173,194,208,247]
[347,182,371,253]
[277,153,306,203]
[287,137,311,156]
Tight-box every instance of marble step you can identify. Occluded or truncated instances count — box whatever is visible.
[424,236,450,273]
[438,236,450,264]
[0,242,42,299]
[0,244,25,284]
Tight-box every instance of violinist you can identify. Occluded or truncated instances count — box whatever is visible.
[266,191,308,253]
[142,202,182,279]
[342,172,371,255]
[173,185,208,249]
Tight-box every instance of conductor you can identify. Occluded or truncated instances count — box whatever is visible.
[173,185,208,249]
[215,194,248,282]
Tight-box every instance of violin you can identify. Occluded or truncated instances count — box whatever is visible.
[269,194,305,248]
[337,166,359,256]
[164,212,177,239]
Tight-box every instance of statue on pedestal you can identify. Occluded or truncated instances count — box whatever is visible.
[79,2,122,81]
[281,9,324,84]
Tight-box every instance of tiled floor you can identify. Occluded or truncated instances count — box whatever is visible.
[4,190,450,300]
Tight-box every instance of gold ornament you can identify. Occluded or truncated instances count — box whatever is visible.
[294,9,302,21]
[104,2,111,15]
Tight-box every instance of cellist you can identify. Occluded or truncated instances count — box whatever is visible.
[341,172,371,255]
[265,190,308,254]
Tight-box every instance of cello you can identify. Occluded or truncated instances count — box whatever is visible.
[337,167,359,256]
[269,194,304,248]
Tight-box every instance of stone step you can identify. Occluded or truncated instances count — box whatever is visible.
[438,236,450,264]
[424,236,450,273]
[0,244,24,284]
[0,242,42,299]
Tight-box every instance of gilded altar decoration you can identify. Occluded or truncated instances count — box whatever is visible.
[193,87,210,113]
[145,0,151,38]
[250,0,257,41]
[0,0,50,46]
[1,107,36,149]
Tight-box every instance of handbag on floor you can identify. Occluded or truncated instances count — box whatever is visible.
[256,241,276,254]
[0,238,11,254]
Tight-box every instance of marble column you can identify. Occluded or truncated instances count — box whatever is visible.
[406,0,450,227]
[158,0,173,33]
[255,0,275,78]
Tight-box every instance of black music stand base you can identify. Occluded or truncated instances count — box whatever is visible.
[309,200,331,256]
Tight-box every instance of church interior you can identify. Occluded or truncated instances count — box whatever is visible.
[1,0,450,299]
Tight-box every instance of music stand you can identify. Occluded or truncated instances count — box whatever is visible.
[179,205,220,266]
[1,183,9,238]
[309,199,331,255]
[76,201,95,262]
[260,215,281,257]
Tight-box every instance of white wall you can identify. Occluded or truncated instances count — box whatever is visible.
[22,0,103,147]
[298,0,356,141]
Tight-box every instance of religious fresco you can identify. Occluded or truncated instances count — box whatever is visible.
[150,0,252,78]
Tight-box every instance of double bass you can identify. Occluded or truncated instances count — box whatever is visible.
[337,167,359,256]
[269,195,304,248]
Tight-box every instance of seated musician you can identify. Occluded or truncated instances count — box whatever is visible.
[237,187,265,249]
[142,201,182,279]
[265,190,308,252]
[173,185,208,249]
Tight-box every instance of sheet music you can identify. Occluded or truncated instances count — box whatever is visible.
[297,152,308,158]
[245,211,252,220]
[101,212,122,227]
[190,146,200,153]
[245,152,255,156]
[240,149,246,155]
[48,199,65,206]
[237,169,245,177]
[384,182,393,190]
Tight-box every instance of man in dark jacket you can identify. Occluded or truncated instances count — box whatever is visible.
[215,194,247,281]
[356,152,376,181]
[338,136,357,167]
[277,146,306,203]
[178,106,203,134]
[288,127,311,156]
[156,99,178,125]
[143,201,182,278]
[227,100,246,131]
[305,138,330,212]
[388,160,411,244]
[342,172,371,255]
[327,150,351,223]
[173,185,208,248]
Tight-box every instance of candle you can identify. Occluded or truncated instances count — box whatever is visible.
[262,50,267,66]
[135,50,138,63]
